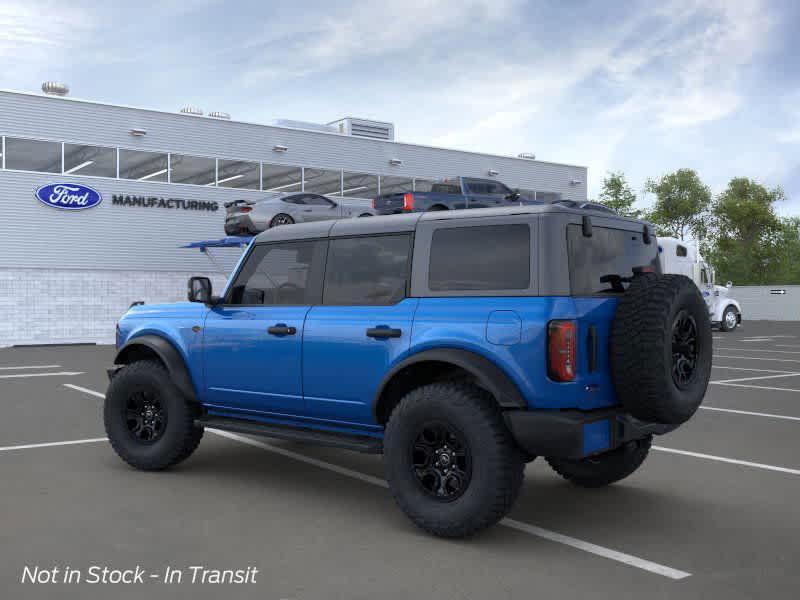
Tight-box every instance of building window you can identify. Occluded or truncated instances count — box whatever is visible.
[379,176,413,196]
[170,154,216,186]
[429,225,531,291]
[218,159,260,189]
[413,178,436,192]
[263,163,302,192]
[4,137,61,173]
[119,149,169,182]
[63,144,117,177]
[340,171,379,199]
[323,234,411,305]
[304,167,342,196]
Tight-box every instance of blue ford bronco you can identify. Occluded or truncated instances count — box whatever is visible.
[106,204,712,538]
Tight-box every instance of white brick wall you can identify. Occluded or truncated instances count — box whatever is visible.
[0,268,227,346]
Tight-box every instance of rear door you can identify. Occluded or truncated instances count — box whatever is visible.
[203,239,327,415]
[302,233,417,426]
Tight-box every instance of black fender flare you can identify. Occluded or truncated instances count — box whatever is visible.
[373,348,527,420]
[114,335,198,402]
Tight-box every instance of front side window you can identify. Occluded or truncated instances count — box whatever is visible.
[4,137,61,173]
[227,241,327,305]
[567,225,660,295]
[676,245,688,257]
[324,235,411,305]
[305,194,334,206]
[429,225,530,291]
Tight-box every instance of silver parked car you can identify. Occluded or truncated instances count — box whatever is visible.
[224,192,375,235]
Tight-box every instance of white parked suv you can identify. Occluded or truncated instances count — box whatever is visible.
[658,237,742,331]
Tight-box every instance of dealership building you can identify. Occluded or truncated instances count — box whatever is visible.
[0,85,588,346]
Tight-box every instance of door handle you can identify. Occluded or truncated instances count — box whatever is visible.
[268,324,297,336]
[367,327,402,339]
[303,209,313,212]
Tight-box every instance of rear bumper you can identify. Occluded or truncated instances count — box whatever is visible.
[504,408,676,460]
[224,215,258,235]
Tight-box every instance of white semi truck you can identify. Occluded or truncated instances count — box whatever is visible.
[658,237,742,331]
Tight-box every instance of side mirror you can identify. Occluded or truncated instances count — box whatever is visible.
[188,276,213,304]
[726,281,733,288]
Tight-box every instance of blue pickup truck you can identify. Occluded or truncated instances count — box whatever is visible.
[106,204,711,538]
[372,176,526,214]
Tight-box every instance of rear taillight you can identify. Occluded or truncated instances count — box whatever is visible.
[372,198,377,209]
[548,320,576,382]
[240,206,252,213]
[403,193,414,211]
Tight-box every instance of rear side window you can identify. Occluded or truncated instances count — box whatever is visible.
[429,225,530,291]
[567,225,659,295]
[227,241,327,305]
[430,183,462,194]
[323,235,411,305]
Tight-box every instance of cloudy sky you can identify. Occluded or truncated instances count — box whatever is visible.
[2,0,799,213]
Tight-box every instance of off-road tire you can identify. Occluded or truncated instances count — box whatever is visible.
[546,436,651,488]
[720,305,738,332]
[384,382,524,538]
[104,360,203,471]
[611,273,712,425]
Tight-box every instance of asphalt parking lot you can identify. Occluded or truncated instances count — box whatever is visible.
[1,321,799,599]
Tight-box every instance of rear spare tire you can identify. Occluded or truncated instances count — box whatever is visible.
[611,273,711,425]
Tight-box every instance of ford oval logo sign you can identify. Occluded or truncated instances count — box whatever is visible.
[35,183,103,210]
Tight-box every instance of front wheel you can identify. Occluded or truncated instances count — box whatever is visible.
[546,436,651,488]
[720,306,738,332]
[384,382,524,538]
[104,360,203,471]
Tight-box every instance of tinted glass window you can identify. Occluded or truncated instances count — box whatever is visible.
[306,194,334,206]
[119,149,169,182]
[324,235,411,305]
[5,137,61,173]
[218,159,259,189]
[676,245,688,257]
[64,144,117,177]
[170,154,216,186]
[304,168,342,196]
[283,195,305,205]
[341,172,379,199]
[227,241,326,305]
[429,225,530,291]
[380,176,413,195]
[263,163,302,193]
[567,225,660,295]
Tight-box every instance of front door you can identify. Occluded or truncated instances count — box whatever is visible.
[302,233,416,426]
[298,194,340,222]
[203,239,327,416]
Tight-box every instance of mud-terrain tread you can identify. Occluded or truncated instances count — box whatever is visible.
[611,273,711,424]
[104,360,203,471]
[546,436,652,488]
[384,382,524,538]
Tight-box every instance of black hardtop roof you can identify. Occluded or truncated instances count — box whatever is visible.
[252,203,649,244]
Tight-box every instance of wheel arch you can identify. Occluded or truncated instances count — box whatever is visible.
[114,334,198,402]
[373,348,527,424]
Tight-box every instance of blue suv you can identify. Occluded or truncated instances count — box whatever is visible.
[106,205,712,538]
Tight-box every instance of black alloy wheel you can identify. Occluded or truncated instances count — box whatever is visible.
[270,213,294,227]
[410,422,472,502]
[124,390,167,443]
[671,310,698,388]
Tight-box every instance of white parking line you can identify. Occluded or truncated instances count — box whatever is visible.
[58,384,690,580]
[0,371,84,379]
[716,347,800,355]
[714,355,800,364]
[0,364,61,370]
[710,382,800,393]
[653,446,800,476]
[700,406,800,422]
[0,437,107,453]
[711,373,800,384]
[712,365,798,374]
[211,429,691,580]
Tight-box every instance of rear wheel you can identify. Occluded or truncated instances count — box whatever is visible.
[104,360,203,471]
[270,213,294,227]
[384,382,524,538]
[720,306,738,331]
[546,436,651,487]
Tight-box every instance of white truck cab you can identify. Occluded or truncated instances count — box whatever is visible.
[658,237,742,331]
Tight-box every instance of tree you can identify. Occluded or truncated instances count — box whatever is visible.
[643,169,712,240]
[597,171,640,217]
[704,178,785,284]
